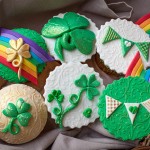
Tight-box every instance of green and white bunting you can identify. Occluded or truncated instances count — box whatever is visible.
[102,26,150,61]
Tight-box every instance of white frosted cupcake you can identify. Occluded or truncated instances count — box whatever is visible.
[44,62,105,128]
[96,18,150,75]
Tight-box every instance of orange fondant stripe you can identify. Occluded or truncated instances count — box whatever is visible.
[140,18,150,28]
[0,55,38,85]
[0,51,37,78]
[131,58,142,76]
[135,63,144,76]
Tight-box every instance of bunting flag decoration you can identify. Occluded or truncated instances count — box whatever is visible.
[136,42,150,61]
[141,99,150,112]
[136,13,150,35]
[102,26,150,61]
[105,95,121,118]
[121,38,134,56]
[124,103,140,124]
[102,27,121,44]
[0,28,54,85]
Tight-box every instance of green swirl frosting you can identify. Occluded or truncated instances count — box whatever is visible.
[98,77,150,140]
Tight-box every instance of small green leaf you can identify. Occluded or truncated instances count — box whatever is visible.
[48,94,54,102]
[86,87,100,100]
[17,112,32,127]
[69,94,79,105]
[83,108,92,118]
[129,106,138,114]
[58,94,64,103]
[70,29,95,55]
[16,98,31,114]
[54,38,64,61]
[74,74,88,88]
[42,17,70,38]
[2,103,18,118]
[56,90,61,97]
[52,90,57,96]
[53,107,61,116]
[88,74,100,87]
[64,12,89,30]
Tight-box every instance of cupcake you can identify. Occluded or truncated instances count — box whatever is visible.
[0,84,47,144]
[96,18,150,76]
[44,62,105,128]
[98,77,150,140]
[41,12,98,63]
[0,28,54,85]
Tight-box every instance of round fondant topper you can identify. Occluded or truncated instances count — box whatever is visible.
[0,28,54,84]
[0,84,47,144]
[42,12,98,63]
[98,77,150,140]
[44,62,105,128]
[96,18,150,75]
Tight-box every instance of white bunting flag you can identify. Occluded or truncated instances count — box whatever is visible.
[124,103,140,124]
[141,99,150,112]
[106,95,121,118]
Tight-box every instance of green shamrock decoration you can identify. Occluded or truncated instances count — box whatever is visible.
[2,98,32,135]
[75,74,100,100]
[83,108,92,118]
[42,12,96,61]
[129,106,138,114]
[47,74,100,128]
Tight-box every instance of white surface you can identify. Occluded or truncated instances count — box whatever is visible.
[96,18,150,74]
[44,62,105,128]
[43,13,98,63]
[124,103,140,124]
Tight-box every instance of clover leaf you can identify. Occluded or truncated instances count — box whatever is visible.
[70,29,95,55]
[74,74,87,88]
[42,17,70,38]
[83,108,92,118]
[63,12,89,30]
[16,98,31,114]
[17,112,32,127]
[2,103,18,118]
[88,74,100,87]
[86,87,100,100]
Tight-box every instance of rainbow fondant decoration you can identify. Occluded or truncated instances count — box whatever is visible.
[125,13,150,81]
[0,28,54,85]
[136,13,150,35]
[125,51,150,82]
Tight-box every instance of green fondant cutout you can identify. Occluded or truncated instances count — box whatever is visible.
[63,12,89,30]
[102,26,150,61]
[42,12,96,61]
[136,42,150,61]
[121,38,134,56]
[47,74,100,128]
[83,108,92,118]
[129,106,138,114]
[2,98,32,135]
[102,26,121,44]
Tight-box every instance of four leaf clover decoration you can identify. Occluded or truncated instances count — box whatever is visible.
[42,12,96,61]
[2,98,32,135]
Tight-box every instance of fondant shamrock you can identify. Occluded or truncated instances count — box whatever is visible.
[47,74,100,128]
[42,12,96,61]
[2,98,32,135]
[75,74,100,100]
[6,38,31,79]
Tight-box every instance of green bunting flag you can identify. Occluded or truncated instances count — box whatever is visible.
[121,38,134,56]
[102,27,121,44]
[136,42,150,61]
[102,26,150,61]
